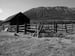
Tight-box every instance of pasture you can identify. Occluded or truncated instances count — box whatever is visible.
[0,32,75,56]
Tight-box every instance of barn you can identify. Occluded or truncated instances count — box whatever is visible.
[3,12,30,25]
[2,12,30,33]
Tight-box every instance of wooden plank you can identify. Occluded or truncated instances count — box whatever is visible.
[64,24,67,32]
[24,24,26,34]
[18,30,24,32]
[16,25,19,33]
[19,27,24,29]
[54,23,57,32]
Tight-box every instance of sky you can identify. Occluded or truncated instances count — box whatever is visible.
[0,0,75,20]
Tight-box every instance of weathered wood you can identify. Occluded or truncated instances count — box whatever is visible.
[65,24,67,33]
[24,24,26,34]
[36,24,39,37]
[16,25,19,33]
[1,23,75,37]
[72,23,73,32]
[54,23,57,32]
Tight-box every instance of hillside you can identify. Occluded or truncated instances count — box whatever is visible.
[24,6,75,20]
[4,6,75,23]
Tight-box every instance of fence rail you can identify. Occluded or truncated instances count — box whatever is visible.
[0,24,75,37]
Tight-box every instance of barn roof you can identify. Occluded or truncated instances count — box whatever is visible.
[1,12,30,25]
[4,12,29,22]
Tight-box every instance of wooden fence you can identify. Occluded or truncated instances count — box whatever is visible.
[0,23,75,37]
[4,24,39,37]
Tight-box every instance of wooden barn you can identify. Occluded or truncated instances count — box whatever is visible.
[2,12,30,33]
[3,12,30,25]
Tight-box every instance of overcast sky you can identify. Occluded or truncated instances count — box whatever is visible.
[0,0,75,20]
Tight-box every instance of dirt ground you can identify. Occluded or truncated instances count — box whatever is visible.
[0,32,75,56]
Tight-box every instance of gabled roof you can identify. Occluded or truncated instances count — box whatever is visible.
[4,12,28,22]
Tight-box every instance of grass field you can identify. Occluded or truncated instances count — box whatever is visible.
[0,32,75,56]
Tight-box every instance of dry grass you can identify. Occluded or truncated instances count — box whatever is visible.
[0,32,75,56]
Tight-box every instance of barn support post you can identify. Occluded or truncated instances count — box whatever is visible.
[24,24,27,34]
[16,24,19,33]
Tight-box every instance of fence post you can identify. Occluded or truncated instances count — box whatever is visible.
[65,24,67,33]
[24,24,26,34]
[72,23,73,33]
[36,24,39,38]
[16,24,19,33]
[54,23,57,33]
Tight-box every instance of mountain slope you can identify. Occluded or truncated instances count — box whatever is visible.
[24,6,75,20]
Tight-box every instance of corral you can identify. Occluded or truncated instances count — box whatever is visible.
[0,22,75,37]
[1,9,75,37]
